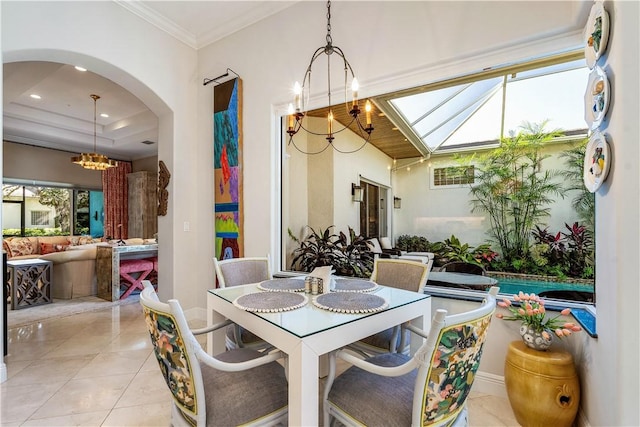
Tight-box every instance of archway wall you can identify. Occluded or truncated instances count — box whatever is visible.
[2,1,207,308]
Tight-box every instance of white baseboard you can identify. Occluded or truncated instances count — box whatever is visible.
[0,361,7,383]
[472,371,508,399]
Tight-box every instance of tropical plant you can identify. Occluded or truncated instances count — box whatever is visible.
[559,139,595,234]
[288,226,373,278]
[460,121,565,265]
[395,235,430,252]
[562,222,593,278]
[442,235,478,264]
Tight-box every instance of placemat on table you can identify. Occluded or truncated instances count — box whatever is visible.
[257,278,305,292]
[234,292,308,313]
[333,278,378,293]
[313,292,388,314]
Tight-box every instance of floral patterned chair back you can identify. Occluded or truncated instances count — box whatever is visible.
[416,305,496,425]
[323,287,499,427]
[140,285,205,426]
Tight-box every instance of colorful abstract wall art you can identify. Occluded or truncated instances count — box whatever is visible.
[214,78,243,260]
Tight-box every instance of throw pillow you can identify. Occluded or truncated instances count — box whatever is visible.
[7,237,35,257]
[367,238,383,254]
[40,242,69,255]
[379,237,393,250]
[68,236,100,246]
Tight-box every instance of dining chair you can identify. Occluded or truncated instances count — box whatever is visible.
[347,258,432,357]
[139,281,288,427]
[324,286,499,427]
[213,256,273,351]
[441,261,486,275]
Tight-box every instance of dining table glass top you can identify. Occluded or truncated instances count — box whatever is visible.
[208,280,430,339]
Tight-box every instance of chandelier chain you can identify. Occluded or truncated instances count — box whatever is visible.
[326,0,332,45]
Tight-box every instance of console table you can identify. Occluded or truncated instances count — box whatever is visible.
[7,259,52,309]
[96,244,158,301]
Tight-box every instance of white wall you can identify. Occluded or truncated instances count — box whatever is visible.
[393,142,584,247]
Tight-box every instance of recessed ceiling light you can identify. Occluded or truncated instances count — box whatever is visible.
[100,113,109,118]
[392,127,399,131]
[378,113,386,117]
[75,66,87,72]
[30,94,41,100]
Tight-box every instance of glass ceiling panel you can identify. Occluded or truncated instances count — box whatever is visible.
[390,85,466,124]
[387,57,588,154]
[440,91,503,149]
[503,67,590,135]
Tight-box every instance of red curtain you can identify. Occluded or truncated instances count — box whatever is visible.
[102,162,132,240]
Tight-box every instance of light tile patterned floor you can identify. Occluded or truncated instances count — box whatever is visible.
[2,299,517,426]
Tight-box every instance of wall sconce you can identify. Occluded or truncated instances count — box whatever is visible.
[393,197,402,209]
[352,183,363,203]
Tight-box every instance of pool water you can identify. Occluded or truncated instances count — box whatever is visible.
[495,277,594,297]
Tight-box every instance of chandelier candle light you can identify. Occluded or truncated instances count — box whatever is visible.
[71,94,118,170]
[287,0,373,154]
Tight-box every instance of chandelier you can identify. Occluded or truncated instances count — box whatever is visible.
[286,0,374,154]
[71,94,118,170]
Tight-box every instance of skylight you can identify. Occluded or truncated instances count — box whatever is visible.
[378,56,589,155]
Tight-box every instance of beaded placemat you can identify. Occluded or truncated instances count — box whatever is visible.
[333,278,378,293]
[257,278,305,292]
[233,292,308,313]
[313,293,388,314]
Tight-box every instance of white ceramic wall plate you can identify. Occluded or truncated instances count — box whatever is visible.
[584,1,610,69]
[583,130,610,193]
[584,65,610,130]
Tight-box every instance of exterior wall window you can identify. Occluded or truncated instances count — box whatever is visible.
[30,210,51,226]
[433,165,475,187]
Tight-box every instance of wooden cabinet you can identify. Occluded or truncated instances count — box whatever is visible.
[128,171,157,239]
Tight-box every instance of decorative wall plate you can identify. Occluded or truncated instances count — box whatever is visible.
[584,66,609,130]
[583,131,610,193]
[585,2,609,69]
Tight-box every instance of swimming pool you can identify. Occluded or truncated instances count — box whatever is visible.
[494,276,594,300]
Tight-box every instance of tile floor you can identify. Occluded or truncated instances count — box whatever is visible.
[2,299,518,426]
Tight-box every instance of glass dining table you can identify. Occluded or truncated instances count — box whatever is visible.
[206,279,431,426]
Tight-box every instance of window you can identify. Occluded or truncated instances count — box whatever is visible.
[281,50,594,306]
[433,165,475,187]
[2,183,104,237]
[31,211,51,226]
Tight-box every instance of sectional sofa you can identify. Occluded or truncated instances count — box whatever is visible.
[3,235,103,299]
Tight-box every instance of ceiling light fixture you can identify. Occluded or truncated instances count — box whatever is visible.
[286,0,373,155]
[30,94,41,99]
[71,94,118,171]
[75,66,87,72]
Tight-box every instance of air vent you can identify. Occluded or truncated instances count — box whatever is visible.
[140,140,156,145]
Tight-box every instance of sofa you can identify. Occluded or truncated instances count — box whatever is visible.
[3,236,153,299]
[3,235,102,299]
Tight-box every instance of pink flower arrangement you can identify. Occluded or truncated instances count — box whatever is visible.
[496,291,582,338]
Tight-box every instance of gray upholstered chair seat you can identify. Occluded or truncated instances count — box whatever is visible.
[139,281,288,426]
[203,348,288,426]
[324,287,500,426]
[327,353,415,426]
[225,324,267,349]
[348,258,432,356]
[357,327,404,352]
[214,256,275,351]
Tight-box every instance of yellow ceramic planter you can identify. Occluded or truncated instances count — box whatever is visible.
[504,341,580,427]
